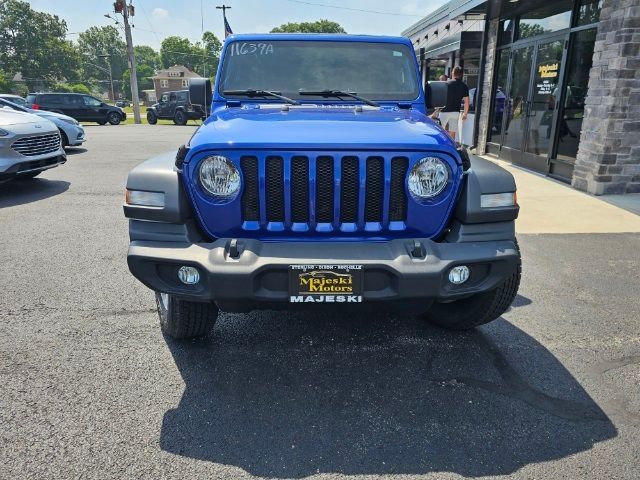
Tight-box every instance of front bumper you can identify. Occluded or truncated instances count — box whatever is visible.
[128,238,519,310]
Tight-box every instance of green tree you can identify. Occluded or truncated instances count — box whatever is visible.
[0,70,14,92]
[134,45,160,71]
[194,31,222,78]
[122,64,154,99]
[51,83,90,94]
[160,36,196,69]
[77,26,127,93]
[160,32,222,78]
[270,19,346,33]
[518,23,545,40]
[0,0,81,89]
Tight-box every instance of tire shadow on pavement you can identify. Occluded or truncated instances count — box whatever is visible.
[0,179,70,208]
[160,313,616,478]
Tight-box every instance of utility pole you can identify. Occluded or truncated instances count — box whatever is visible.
[97,54,115,102]
[216,4,231,17]
[118,0,141,123]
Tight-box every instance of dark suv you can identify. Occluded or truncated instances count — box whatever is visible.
[25,93,126,125]
[146,90,204,126]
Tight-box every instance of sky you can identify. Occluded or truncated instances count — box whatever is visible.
[27,0,448,50]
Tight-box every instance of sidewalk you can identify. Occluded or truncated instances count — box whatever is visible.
[480,156,640,234]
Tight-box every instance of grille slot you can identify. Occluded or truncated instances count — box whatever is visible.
[11,133,60,157]
[265,156,284,222]
[315,156,334,223]
[340,157,359,223]
[291,156,309,223]
[365,157,384,222]
[237,153,411,232]
[389,157,409,222]
[240,156,259,221]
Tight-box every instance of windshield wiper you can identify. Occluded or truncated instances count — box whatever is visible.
[298,90,379,107]
[223,89,300,105]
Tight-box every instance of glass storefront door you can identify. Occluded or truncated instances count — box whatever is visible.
[524,38,564,167]
[499,45,535,163]
[485,0,602,180]
[490,35,567,172]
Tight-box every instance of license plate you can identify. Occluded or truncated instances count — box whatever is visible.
[289,265,363,303]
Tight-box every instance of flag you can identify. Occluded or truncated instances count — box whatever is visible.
[224,15,233,38]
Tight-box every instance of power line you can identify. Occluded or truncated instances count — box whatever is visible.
[136,0,163,45]
[281,0,424,17]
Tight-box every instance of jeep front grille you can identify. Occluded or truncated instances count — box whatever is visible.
[239,154,409,232]
[11,133,61,157]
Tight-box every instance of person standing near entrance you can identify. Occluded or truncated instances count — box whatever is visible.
[439,66,470,142]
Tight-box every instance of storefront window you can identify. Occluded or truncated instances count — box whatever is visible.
[498,19,515,45]
[427,59,447,81]
[575,0,603,26]
[525,40,564,158]
[488,49,510,144]
[517,1,572,40]
[556,29,597,162]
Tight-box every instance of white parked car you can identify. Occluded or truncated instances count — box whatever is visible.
[0,97,85,147]
[0,109,66,183]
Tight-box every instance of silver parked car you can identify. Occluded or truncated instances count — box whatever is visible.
[0,94,27,107]
[0,109,66,183]
[0,97,85,147]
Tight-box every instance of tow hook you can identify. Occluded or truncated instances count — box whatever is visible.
[228,239,242,259]
[410,240,426,259]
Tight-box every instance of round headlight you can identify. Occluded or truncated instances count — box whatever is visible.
[199,155,240,198]
[408,157,449,199]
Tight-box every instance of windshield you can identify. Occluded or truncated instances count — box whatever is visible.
[0,98,28,112]
[219,40,420,102]
[1,96,27,107]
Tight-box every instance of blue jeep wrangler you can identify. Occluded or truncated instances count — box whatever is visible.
[123,34,520,339]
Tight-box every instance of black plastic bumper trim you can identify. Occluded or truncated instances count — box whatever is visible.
[127,238,519,307]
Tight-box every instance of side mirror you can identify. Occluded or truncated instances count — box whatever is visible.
[189,78,212,107]
[425,81,449,109]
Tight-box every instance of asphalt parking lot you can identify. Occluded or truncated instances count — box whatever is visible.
[1,125,639,479]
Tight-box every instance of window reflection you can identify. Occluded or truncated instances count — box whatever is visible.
[556,29,597,162]
[576,0,603,26]
[488,49,510,144]
[517,1,572,40]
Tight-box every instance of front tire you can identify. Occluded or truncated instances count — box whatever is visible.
[146,110,158,125]
[173,110,187,126]
[422,243,521,330]
[155,292,218,339]
[58,129,69,148]
[107,112,121,125]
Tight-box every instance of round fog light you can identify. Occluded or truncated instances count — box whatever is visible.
[178,266,200,285]
[448,265,470,285]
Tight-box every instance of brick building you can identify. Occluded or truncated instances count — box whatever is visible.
[151,65,202,100]
[403,0,640,195]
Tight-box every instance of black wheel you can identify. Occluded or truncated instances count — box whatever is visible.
[422,241,521,330]
[58,129,69,147]
[173,110,187,126]
[107,112,121,125]
[97,121,107,125]
[155,292,218,339]
[146,110,158,125]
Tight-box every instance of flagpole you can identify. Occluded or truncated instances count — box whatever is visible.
[216,5,232,38]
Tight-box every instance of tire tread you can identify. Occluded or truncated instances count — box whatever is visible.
[156,293,218,339]
[424,240,521,330]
